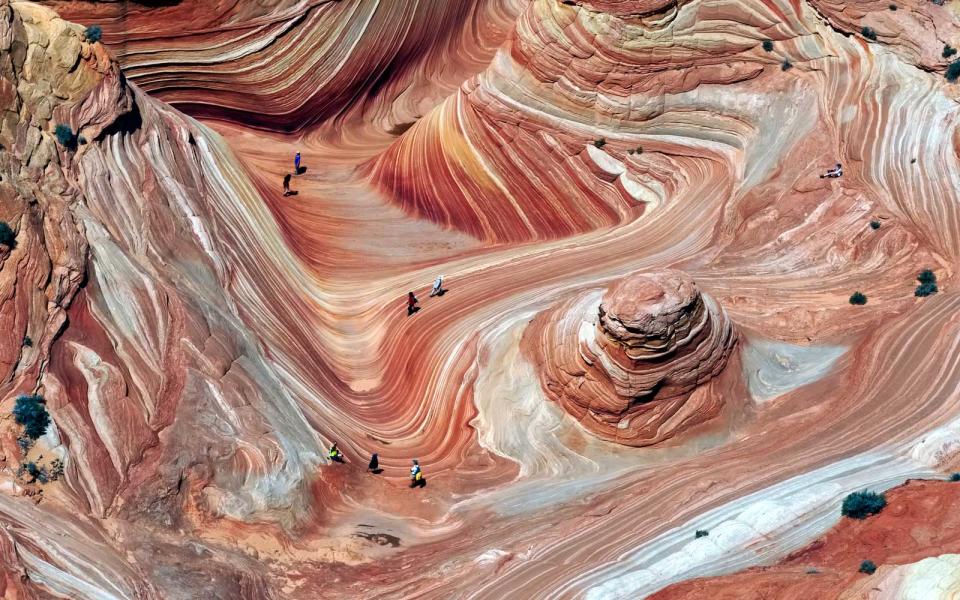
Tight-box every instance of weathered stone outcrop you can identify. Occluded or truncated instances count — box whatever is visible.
[526,270,738,446]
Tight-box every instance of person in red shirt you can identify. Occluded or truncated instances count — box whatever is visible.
[407,291,419,316]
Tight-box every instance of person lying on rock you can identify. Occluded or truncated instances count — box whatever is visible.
[820,163,842,178]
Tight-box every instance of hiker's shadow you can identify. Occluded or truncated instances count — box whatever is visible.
[371,468,383,475]
[296,166,308,175]
[407,306,421,316]
[410,478,427,488]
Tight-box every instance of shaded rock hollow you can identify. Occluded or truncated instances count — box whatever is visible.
[527,270,738,446]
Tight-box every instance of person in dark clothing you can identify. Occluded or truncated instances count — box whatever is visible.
[328,442,344,462]
[368,453,380,473]
[283,173,293,196]
[820,163,842,178]
[407,291,419,316]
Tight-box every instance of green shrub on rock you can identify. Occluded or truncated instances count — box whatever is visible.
[13,395,50,440]
[841,490,886,519]
[0,221,14,248]
[84,25,102,43]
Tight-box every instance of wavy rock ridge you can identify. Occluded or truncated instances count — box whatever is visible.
[526,270,737,446]
[0,2,327,596]
[43,0,522,133]
[1,0,960,598]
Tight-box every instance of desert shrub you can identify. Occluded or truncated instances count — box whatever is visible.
[917,269,937,284]
[22,462,40,481]
[915,282,938,297]
[22,336,31,348]
[593,138,607,149]
[841,490,886,519]
[13,395,50,439]
[862,27,878,41]
[16,436,32,453]
[781,59,793,71]
[762,39,774,52]
[950,472,960,481]
[54,124,77,148]
[49,459,64,481]
[944,44,957,59]
[628,146,643,155]
[0,221,14,248]
[869,220,881,230]
[947,60,960,82]
[859,560,877,574]
[849,292,867,305]
[84,25,102,43]
[695,529,709,538]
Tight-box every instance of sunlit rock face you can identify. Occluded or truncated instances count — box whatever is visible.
[42,0,522,132]
[651,480,960,600]
[4,0,960,597]
[527,270,737,446]
[0,2,323,595]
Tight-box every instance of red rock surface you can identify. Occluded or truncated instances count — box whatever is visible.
[41,0,521,132]
[651,479,960,600]
[0,0,957,598]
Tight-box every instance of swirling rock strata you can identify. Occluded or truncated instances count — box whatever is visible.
[42,0,521,132]
[0,2,322,596]
[526,270,737,446]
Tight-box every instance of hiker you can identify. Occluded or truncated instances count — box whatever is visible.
[820,163,842,179]
[410,459,423,487]
[328,442,343,462]
[283,173,293,196]
[407,291,419,316]
[368,453,379,473]
[294,152,301,174]
[429,275,445,297]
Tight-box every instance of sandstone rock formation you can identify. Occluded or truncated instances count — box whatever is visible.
[651,479,960,600]
[0,0,958,598]
[42,0,522,132]
[0,2,323,595]
[526,270,738,446]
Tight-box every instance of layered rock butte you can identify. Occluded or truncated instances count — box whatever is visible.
[0,0,955,597]
[525,270,739,446]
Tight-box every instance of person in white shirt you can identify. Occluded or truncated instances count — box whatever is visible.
[430,275,445,297]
